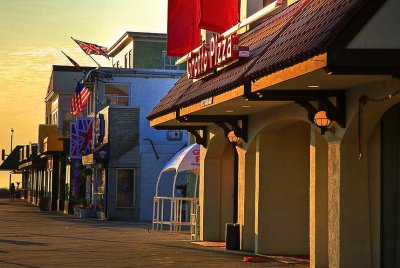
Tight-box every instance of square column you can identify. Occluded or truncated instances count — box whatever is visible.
[310,127,328,268]
[327,139,372,268]
[237,144,256,252]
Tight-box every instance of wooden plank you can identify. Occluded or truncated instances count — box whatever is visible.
[149,112,176,127]
[180,85,244,116]
[251,54,327,92]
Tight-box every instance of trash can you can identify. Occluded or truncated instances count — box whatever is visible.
[225,223,240,250]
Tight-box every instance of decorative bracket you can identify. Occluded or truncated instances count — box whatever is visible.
[178,115,248,143]
[244,87,346,128]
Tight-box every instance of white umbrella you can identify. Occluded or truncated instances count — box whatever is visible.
[155,143,200,197]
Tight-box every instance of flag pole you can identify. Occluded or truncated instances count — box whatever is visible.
[87,54,102,67]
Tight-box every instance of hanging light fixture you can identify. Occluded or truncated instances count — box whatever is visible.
[314,109,334,135]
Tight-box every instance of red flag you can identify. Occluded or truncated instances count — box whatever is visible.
[167,0,201,56]
[199,0,239,33]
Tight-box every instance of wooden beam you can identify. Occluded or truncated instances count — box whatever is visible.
[245,89,344,101]
[179,85,244,116]
[251,54,327,92]
[178,115,247,123]
[149,112,177,127]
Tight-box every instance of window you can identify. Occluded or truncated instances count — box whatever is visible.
[51,110,58,125]
[166,130,183,141]
[162,50,181,70]
[104,84,129,106]
[116,169,135,208]
[128,49,133,68]
[124,53,129,68]
[87,93,94,115]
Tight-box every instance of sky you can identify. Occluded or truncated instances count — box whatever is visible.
[0,0,168,188]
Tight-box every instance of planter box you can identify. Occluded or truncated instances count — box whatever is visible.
[74,208,92,218]
[96,210,105,220]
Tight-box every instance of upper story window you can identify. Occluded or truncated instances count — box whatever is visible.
[87,93,94,115]
[124,53,129,68]
[162,51,182,70]
[128,49,133,68]
[51,110,58,126]
[104,84,129,106]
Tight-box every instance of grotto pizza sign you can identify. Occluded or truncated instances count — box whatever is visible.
[187,34,248,80]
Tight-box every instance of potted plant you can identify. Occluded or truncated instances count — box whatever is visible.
[39,197,50,211]
[96,203,105,219]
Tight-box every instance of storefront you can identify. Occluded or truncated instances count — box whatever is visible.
[147,0,400,267]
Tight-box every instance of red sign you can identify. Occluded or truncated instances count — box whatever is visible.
[187,34,243,79]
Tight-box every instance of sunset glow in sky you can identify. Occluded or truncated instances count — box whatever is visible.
[0,0,167,187]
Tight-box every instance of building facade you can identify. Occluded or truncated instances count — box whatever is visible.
[80,32,186,221]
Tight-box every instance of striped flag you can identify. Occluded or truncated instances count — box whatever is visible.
[71,82,90,116]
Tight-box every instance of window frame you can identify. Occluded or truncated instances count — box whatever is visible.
[162,50,181,70]
[104,83,130,106]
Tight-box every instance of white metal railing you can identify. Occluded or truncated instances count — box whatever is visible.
[152,196,199,238]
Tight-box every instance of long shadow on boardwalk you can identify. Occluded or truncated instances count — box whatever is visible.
[0,260,40,268]
[0,239,47,246]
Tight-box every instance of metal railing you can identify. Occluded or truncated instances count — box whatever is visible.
[152,196,199,238]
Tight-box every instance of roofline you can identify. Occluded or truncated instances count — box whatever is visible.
[108,31,166,57]
[52,65,96,72]
[46,65,96,99]
[98,67,184,76]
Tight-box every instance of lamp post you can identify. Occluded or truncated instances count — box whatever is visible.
[9,128,14,189]
[10,128,14,152]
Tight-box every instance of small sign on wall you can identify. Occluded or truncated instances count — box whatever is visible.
[167,130,183,141]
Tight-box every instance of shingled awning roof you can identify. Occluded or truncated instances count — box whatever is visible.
[0,146,23,171]
[147,0,378,120]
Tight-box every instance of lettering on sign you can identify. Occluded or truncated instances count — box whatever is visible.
[201,97,213,107]
[187,34,248,80]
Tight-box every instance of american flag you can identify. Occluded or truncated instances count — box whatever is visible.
[72,38,109,59]
[71,82,90,116]
[70,118,94,159]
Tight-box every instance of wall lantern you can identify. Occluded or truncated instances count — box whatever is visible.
[227,131,241,144]
[313,110,334,135]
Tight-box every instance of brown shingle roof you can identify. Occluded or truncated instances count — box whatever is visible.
[147,0,373,120]
[148,75,195,117]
